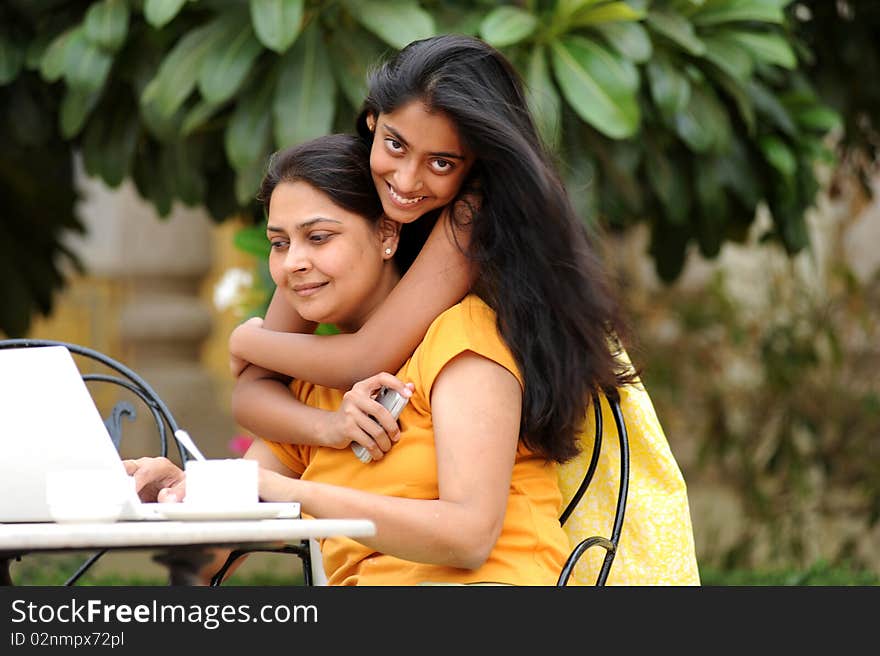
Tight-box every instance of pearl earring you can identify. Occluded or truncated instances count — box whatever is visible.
[384,248,392,255]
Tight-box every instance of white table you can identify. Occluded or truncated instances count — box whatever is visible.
[0,518,375,585]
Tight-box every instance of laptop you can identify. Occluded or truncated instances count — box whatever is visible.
[0,345,298,523]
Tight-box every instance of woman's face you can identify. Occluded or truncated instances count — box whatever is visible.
[267,181,400,332]
[369,100,475,224]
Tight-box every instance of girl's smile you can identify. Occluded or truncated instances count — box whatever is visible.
[370,101,475,223]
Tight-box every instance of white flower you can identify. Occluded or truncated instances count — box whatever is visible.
[213,268,254,312]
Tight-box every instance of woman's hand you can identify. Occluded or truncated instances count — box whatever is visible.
[123,457,186,502]
[319,373,414,461]
[229,317,264,378]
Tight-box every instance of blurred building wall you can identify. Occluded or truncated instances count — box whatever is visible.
[27,166,256,460]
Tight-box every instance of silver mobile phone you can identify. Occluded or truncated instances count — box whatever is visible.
[351,387,409,463]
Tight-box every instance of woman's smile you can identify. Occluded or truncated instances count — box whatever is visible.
[292,281,329,297]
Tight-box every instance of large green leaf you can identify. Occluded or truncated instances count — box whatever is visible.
[82,94,140,187]
[234,223,270,258]
[647,55,691,121]
[63,29,113,93]
[593,21,652,63]
[346,0,435,50]
[328,26,388,110]
[555,0,610,23]
[480,6,538,48]
[198,23,262,104]
[729,31,797,69]
[792,105,842,133]
[249,0,304,54]
[225,75,274,171]
[692,0,785,26]
[525,45,561,148]
[84,0,129,53]
[141,15,239,119]
[132,140,173,216]
[702,33,753,82]
[181,99,222,136]
[570,1,643,27]
[434,4,485,36]
[273,24,336,148]
[675,84,731,153]
[759,134,796,179]
[161,140,206,205]
[39,27,77,83]
[712,69,755,134]
[645,144,690,225]
[144,0,187,29]
[551,36,640,139]
[646,9,705,56]
[59,87,101,138]
[0,33,24,85]
[747,80,796,136]
[235,162,266,207]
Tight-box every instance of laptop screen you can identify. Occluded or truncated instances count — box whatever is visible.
[0,346,132,522]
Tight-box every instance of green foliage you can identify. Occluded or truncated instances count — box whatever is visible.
[1,0,875,336]
[636,242,880,569]
[699,560,880,586]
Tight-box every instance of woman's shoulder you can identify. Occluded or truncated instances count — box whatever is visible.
[411,294,522,388]
[423,294,496,341]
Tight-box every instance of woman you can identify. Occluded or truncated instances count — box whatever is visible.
[131,134,570,585]
[229,35,700,585]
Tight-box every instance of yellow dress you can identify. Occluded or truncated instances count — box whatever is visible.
[265,295,569,585]
[558,355,701,585]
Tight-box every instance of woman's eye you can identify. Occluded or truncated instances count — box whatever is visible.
[385,138,403,153]
[308,232,332,243]
[269,239,288,250]
[430,158,454,173]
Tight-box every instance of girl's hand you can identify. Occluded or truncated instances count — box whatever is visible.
[320,374,414,461]
[229,317,264,377]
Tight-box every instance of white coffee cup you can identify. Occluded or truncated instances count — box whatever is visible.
[184,459,258,507]
[45,469,131,523]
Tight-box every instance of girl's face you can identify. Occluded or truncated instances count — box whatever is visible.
[267,181,400,332]
[369,100,475,224]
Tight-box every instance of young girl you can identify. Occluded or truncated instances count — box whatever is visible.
[130,134,571,585]
[228,35,699,585]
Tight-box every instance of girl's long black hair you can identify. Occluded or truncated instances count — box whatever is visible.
[357,34,636,463]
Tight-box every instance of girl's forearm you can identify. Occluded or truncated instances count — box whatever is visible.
[231,376,331,445]
[230,213,475,388]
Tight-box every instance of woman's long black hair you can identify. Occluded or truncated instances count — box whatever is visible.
[357,35,636,463]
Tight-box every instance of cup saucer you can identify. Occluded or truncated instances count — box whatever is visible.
[150,502,299,521]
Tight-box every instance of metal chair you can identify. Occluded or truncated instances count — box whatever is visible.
[211,390,629,587]
[0,338,188,585]
[557,390,630,586]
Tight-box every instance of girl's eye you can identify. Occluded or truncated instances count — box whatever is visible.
[429,158,454,173]
[269,239,288,250]
[385,138,403,153]
[308,232,333,244]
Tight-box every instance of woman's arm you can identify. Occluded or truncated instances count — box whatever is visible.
[257,351,521,569]
[230,208,476,389]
